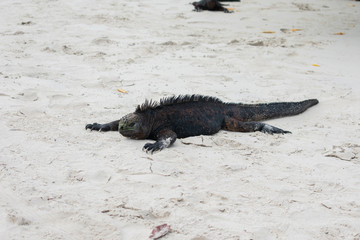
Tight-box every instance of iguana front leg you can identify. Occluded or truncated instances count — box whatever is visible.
[85,120,120,132]
[222,116,291,134]
[193,6,202,12]
[143,129,177,154]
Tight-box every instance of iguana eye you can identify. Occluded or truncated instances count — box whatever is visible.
[128,122,135,127]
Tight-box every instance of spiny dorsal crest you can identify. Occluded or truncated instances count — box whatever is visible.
[135,94,223,113]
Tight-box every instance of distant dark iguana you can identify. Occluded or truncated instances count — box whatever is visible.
[192,0,232,13]
[86,95,318,153]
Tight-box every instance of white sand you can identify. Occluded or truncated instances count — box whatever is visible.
[1,0,360,239]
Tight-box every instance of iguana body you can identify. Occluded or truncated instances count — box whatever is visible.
[192,0,232,13]
[86,95,318,153]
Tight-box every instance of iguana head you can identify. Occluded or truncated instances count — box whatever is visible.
[118,113,151,139]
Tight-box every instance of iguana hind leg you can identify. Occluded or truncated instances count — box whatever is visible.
[85,120,120,132]
[222,116,291,134]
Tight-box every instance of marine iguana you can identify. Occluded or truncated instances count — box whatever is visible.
[86,95,318,153]
[192,0,232,13]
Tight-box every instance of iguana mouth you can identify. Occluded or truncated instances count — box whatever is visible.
[119,121,135,132]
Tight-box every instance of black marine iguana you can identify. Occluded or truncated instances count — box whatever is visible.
[192,0,233,13]
[86,95,318,153]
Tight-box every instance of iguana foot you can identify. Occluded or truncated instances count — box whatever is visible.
[143,142,166,154]
[85,123,111,132]
[143,136,174,153]
[261,124,291,135]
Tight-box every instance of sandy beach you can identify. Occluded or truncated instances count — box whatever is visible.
[1,0,360,239]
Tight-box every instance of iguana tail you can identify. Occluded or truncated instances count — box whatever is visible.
[230,99,319,122]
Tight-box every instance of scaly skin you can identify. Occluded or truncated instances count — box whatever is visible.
[192,0,232,13]
[86,95,319,153]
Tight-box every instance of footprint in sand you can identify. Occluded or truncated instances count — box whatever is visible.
[17,89,39,101]
[292,3,318,11]
[67,170,85,183]
[48,94,88,109]
[7,211,31,226]
[92,37,117,46]
[86,170,111,183]
[324,143,359,162]
[62,45,83,56]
